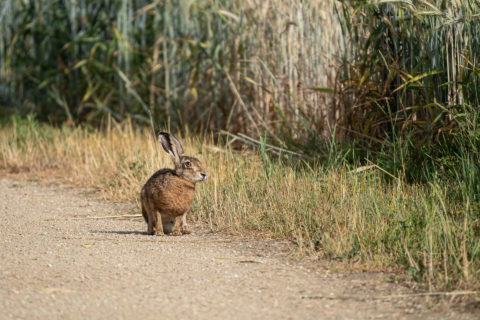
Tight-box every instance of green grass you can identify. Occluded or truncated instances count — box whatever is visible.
[0,116,478,292]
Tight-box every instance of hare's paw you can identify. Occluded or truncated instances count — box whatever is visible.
[171,229,182,236]
[147,225,155,235]
[148,228,164,236]
[181,225,191,234]
[170,216,182,236]
[152,224,164,236]
[171,225,182,236]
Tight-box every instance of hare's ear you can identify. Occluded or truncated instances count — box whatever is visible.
[170,134,184,156]
[159,132,183,166]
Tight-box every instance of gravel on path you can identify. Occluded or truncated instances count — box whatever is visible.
[0,178,477,320]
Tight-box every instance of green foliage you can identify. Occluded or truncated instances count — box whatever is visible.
[336,0,480,181]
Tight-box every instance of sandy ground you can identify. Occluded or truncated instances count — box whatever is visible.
[0,178,478,320]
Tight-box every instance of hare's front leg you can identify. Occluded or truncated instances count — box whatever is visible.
[171,216,182,236]
[180,210,191,234]
[153,211,164,236]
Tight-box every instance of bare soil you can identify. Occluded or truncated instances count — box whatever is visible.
[0,178,478,319]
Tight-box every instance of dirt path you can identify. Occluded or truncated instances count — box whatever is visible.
[0,178,477,319]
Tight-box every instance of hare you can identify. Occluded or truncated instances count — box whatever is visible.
[140,132,207,236]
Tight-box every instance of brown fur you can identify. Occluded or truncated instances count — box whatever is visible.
[140,133,206,236]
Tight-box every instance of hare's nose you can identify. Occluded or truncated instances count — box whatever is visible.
[200,173,207,180]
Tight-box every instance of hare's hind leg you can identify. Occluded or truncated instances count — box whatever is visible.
[141,189,156,235]
[142,202,156,236]
[180,210,191,234]
[141,201,148,224]
[146,210,157,235]
[143,202,163,235]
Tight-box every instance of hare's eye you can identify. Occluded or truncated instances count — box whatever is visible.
[185,161,191,168]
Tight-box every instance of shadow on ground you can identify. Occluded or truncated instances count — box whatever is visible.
[91,230,148,236]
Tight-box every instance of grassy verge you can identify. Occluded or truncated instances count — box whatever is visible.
[0,116,479,292]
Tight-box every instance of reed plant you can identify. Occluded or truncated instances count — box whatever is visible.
[0,0,342,145]
[336,0,480,179]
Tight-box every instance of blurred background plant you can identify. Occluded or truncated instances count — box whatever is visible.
[0,0,342,141]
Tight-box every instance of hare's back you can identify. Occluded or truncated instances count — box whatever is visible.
[143,168,173,192]
[142,169,195,216]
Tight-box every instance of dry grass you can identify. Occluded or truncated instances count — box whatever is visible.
[0,117,479,291]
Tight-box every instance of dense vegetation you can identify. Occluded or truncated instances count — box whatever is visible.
[1,0,479,291]
[0,0,341,137]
